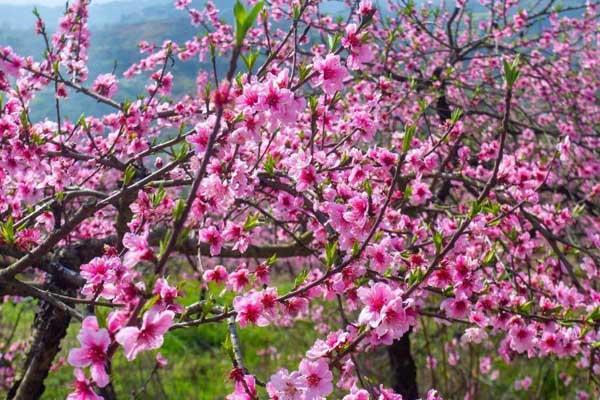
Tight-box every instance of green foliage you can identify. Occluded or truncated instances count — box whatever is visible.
[0,217,16,245]
[403,125,416,152]
[233,0,264,46]
[324,240,338,268]
[503,55,521,88]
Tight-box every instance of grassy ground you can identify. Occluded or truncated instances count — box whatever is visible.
[0,279,321,399]
[0,283,595,399]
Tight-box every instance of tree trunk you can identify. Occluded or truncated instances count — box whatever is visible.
[388,331,418,400]
[6,276,72,400]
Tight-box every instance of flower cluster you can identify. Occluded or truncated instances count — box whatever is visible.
[0,0,598,398]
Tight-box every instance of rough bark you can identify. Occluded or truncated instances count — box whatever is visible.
[7,273,73,400]
[388,331,418,400]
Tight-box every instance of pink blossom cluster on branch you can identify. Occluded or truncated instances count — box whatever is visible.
[0,0,599,399]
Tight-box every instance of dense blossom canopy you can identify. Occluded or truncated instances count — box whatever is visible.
[0,0,599,399]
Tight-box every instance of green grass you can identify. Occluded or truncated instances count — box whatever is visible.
[1,286,596,399]
[0,279,319,399]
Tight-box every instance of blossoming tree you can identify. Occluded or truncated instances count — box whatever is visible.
[0,0,599,399]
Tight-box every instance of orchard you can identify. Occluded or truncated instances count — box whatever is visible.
[0,0,598,399]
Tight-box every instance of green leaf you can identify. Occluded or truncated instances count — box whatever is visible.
[517,300,533,314]
[19,110,29,130]
[158,230,173,258]
[586,306,600,323]
[403,125,416,152]
[266,253,278,266]
[450,108,463,124]
[263,153,277,176]
[327,33,341,52]
[76,113,87,130]
[403,186,413,202]
[122,164,136,186]
[572,204,585,218]
[468,200,482,218]
[407,268,424,286]
[373,231,383,243]
[482,247,496,266]
[243,213,261,231]
[0,217,15,245]
[172,199,186,221]
[351,240,361,257]
[151,186,167,208]
[324,240,338,268]
[433,231,443,254]
[122,99,132,113]
[176,227,191,248]
[30,133,45,146]
[234,0,264,46]
[241,50,259,72]
[55,191,66,202]
[174,142,190,161]
[363,180,372,196]
[293,268,309,288]
[141,294,160,314]
[299,64,312,82]
[503,54,521,88]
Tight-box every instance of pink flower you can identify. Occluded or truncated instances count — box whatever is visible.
[296,165,319,192]
[343,386,370,400]
[203,265,228,284]
[153,278,181,312]
[312,54,349,96]
[227,373,257,400]
[343,24,374,70]
[122,232,154,267]
[115,309,174,361]
[426,389,443,400]
[410,179,432,206]
[228,268,250,292]
[284,297,309,318]
[233,293,270,327]
[67,317,111,387]
[358,0,375,17]
[299,358,333,400]
[440,293,471,319]
[257,77,296,124]
[174,0,191,9]
[357,282,395,327]
[223,222,250,253]
[66,369,103,400]
[107,309,129,334]
[343,194,369,228]
[267,368,304,400]
[199,226,224,256]
[366,244,391,273]
[80,256,122,299]
[254,263,271,285]
[92,73,118,98]
[539,331,563,356]
[156,352,168,368]
[514,376,532,391]
[378,387,404,399]
[509,324,536,354]
[377,298,411,339]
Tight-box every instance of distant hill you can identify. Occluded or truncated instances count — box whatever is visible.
[0,0,586,121]
[0,0,217,120]
[0,0,344,120]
